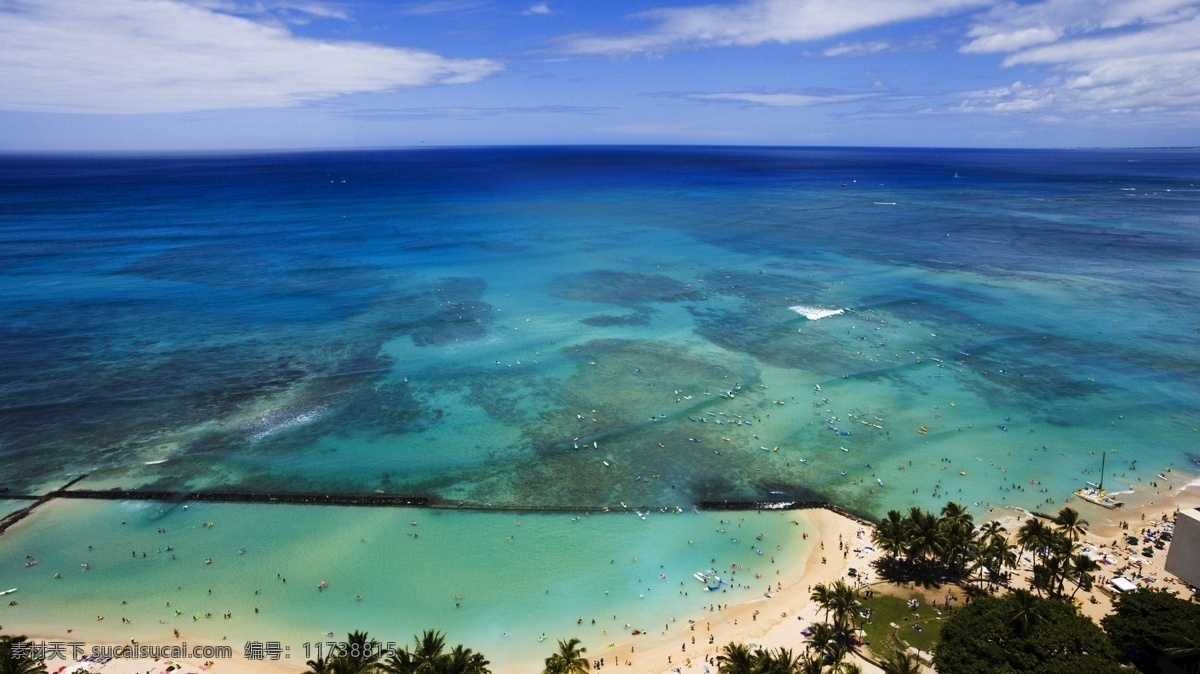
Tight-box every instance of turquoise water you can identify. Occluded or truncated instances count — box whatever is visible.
[0,500,30,519]
[2,148,1197,514]
[1,146,1199,654]
[0,499,813,665]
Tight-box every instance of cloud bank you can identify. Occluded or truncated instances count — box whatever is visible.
[562,0,989,55]
[958,0,1200,116]
[0,0,503,114]
[687,92,869,107]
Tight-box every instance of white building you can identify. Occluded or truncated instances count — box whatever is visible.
[1165,507,1200,589]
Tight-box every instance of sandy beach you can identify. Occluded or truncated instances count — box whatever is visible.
[8,476,1198,674]
[586,508,884,674]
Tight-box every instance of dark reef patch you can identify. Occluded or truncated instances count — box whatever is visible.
[580,307,656,327]
[548,269,695,306]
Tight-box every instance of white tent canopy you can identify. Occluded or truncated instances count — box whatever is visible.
[1111,577,1138,593]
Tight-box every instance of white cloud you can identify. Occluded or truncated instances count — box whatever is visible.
[185,0,351,22]
[961,26,1061,52]
[687,92,869,106]
[822,41,892,57]
[0,0,503,114]
[562,0,990,55]
[400,1,487,15]
[957,1,1200,117]
[524,3,551,15]
[961,0,1199,53]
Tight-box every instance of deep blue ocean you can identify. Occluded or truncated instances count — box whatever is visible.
[2,146,1199,516]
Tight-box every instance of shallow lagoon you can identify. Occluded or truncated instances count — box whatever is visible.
[0,499,813,666]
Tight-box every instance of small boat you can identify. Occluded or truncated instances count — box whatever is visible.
[1074,451,1123,509]
[24,560,37,568]
[877,478,884,487]
[918,426,928,434]
[603,461,610,467]
[0,588,15,596]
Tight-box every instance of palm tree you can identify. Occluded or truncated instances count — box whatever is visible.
[878,648,922,674]
[796,655,826,674]
[543,637,588,674]
[973,532,1018,590]
[833,662,863,674]
[1015,518,1051,564]
[1006,589,1042,636]
[904,507,948,563]
[762,647,805,674]
[386,631,491,674]
[715,642,758,674]
[386,629,447,674]
[805,622,838,660]
[1042,530,1076,597]
[940,502,973,528]
[940,517,978,573]
[977,519,1006,542]
[342,630,383,673]
[1052,506,1089,543]
[810,582,835,625]
[873,510,908,559]
[826,579,863,631]
[443,644,491,674]
[1067,552,1101,599]
[0,635,45,674]
[303,652,334,674]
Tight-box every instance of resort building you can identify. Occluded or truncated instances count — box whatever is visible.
[1165,507,1200,590]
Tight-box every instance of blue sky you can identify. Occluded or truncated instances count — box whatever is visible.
[1,0,1198,150]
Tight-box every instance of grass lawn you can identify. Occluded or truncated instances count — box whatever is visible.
[857,588,952,657]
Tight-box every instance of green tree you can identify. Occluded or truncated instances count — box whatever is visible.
[1052,507,1088,543]
[0,635,45,674]
[933,592,1121,674]
[877,648,922,674]
[1015,518,1051,563]
[443,644,490,674]
[810,579,863,632]
[1006,589,1043,636]
[770,647,805,673]
[873,510,907,559]
[341,630,384,673]
[796,655,826,674]
[904,507,948,563]
[1102,587,1200,673]
[715,642,758,674]
[543,637,588,674]
[303,652,334,674]
[972,532,1017,591]
[804,622,839,663]
[1067,552,1100,599]
[385,630,489,674]
[941,517,978,573]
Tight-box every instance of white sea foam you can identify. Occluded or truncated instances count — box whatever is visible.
[1176,475,1200,492]
[247,406,326,443]
[143,459,168,465]
[789,305,846,320]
